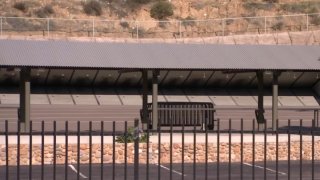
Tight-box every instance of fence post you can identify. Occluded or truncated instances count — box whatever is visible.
[306,14,309,31]
[134,118,139,180]
[0,17,2,37]
[136,22,139,40]
[179,20,182,39]
[47,18,50,37]
[92,18,95,38]
[222,18,225,36]
[264,16,267,34]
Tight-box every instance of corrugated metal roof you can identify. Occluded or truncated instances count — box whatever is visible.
[0,39,319,70]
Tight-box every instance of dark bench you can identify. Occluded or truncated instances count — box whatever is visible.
[141,102,215,130]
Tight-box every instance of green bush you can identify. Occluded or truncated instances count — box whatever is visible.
[13,2,29,13]
[263,0,278,3]
[83,1,102,16]
[131,0,151,4]
[35,5,54,18]
[181,16,196,27]
[115,127,148,143]
[150,1,173,20]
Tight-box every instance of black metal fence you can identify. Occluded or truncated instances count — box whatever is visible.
[0,119,319,180]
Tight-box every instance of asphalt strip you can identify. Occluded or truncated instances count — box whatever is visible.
[68,164,88,179]
[243,162,287,176]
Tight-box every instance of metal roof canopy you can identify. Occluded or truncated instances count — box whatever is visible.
[1,39,319,132]
[0,39,319,71]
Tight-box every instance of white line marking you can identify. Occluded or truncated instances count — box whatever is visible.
[154,163,186,177]
[243,163,287,175]
[68,164,88,179]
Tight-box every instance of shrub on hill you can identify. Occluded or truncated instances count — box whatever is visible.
[83,1,102,16]
[150,1,173,20]
[35,5,55,18]
[131,0,151,4]
[13,2,29,13]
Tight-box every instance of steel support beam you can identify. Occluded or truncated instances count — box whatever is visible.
[19,68,31,132]
[142,70,149,128]
[152,70,159,131]
[272,71,280,131]
[256,71,265,124]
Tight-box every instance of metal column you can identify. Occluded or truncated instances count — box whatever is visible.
[142,70,149,129]
[152,70,159,131]
[19,68,31,132]
[272,71,280,131]
[256,71,265,124]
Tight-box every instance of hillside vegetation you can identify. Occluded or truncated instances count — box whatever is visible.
[1,0,320,39]
[2,0,320,20]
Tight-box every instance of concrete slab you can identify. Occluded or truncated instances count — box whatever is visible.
[257,34,276,45]
[31,94,50,104]
[233,35,259,45]
[162,89,189,102]
[48,94,74,105]
[288,31,313,45]
[147,95,167,103]
[278,96,303,106]
[72,95,98,105]
[296,96,319,106]
[252,96,282,107]
[232,96,257,106]
[275,33,291,45]
[117,89,142,105]
[187,95,212,103]
[0,94,19,104]
[96,95,122,105]
[118,95,142,105]
[209,96,236,106]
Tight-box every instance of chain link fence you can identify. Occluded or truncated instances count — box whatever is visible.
[0,13,320,39]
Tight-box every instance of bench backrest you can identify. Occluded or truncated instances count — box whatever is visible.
[142,102,215,127]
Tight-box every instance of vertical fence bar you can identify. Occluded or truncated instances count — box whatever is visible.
[222,18,225,36]
[1,17,2,37]
[240,119,243,180]
[288,119,291,180]
[146,118,150,180]
[53,121,56,180]
[112,121,115,180]
[41,121,45,180]
[264,16,267,34]
[252,119,255,180]
[299,119,302,180]
[17,121,21,180]
[29,121,33,180]
[158,121,161,180]
[170,119,173,180]
[77,121,80,180]
[89,121,92,180]
[276,119,279,180]
[124,121,127,180]
[47,18,50,37]
[134,119,139,180]
[264,121,267,180]
[217,119,220,180]
[205,117,208,180]
[92,19,95,38]
[182,116,185,180]
[65,121,68,180]
[228,119,231,180]
[5,120,9,180]
[136,22,139,40]
[193,123,196,180]
[100,121,104,180]
[312,119,315,180]
[306,14,309,31]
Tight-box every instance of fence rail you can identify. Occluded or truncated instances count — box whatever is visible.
[0,118,319,179]
[0,13,320,40]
